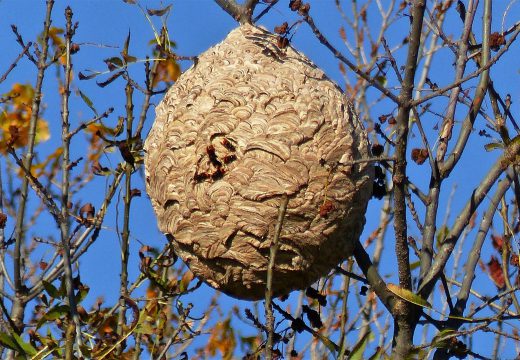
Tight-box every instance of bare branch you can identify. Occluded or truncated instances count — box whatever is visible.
[214,0,258,24]
[0,41,32,84]
[265,194,288,360]
[11,1,55,331]
[353,240,395,314]
[59,6,84,357]
[410,25,520,108]
[419,134,518,297]
[302,14,400,104]
[436,0,479,162]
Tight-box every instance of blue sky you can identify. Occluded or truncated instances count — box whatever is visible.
[1,0,519,358]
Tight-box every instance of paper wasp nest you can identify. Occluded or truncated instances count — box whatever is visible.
[144,24,373,300]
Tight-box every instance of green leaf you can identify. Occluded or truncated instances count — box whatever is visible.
[432,329,456,349]
[75,286,90,304]
[42,280,62,299]
[375,75,387,87]
[0,332,37,356]
[97,71,124,88]
[147,5,172,16]
[77,89,98,116]
[435,225,449,248]
[409,260,420,271]
[387,283,432,309]
[484,142,504,151]
[12,333,37,356]
[118,31,137,64]
[122,30,131,58]
[0,332,19,352]
[407,347,428,359]
[105,57,123,68]
[37,305,70,329]
[148,37,176,49]
[122,54,137,64]
[368,346,388,360]
[135,322,154,335]
[446,314,474,322]
[78,71,102,80]
[348,331,371,360]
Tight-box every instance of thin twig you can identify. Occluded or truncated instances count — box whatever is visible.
[419,130,518,297]
[0,41,32,84]
[272,302,340,353]
[253,0,279,23]
[411,24,520,108]
[435,0,478,162]
[117,81,134,354]
[68,108,114,138]
[154,304,194,360]
[59,7,83,358]
[10,0,55,332]
[10,25,37,64]
[27,169,125,302]
[265,194,288,360]
[335,265,368,284]
[353,240,394,314]
[303,14,399,104]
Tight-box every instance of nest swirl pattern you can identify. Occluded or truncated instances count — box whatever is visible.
[144,24,373,300]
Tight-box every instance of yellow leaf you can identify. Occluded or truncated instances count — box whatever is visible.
[206,318,235,360]
[179,270,194,292]
[153,58,181,88]
[48,27,64,48]
[387,283,432,309]
[1,83,49,154]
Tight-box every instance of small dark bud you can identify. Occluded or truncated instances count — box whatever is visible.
[371,143,384,156]
[411,148,428,165]
[302,305,323,328]
[372,182,387,199]
[279,294,289,301]
[374,165,385,181]
[489,32,505,51]
[118,142,135,166]
[0,212,6,229]
[289,0,302,11]
[274,22,288,35]
[298,3,310,16]
[291,318,305,333]
[70,43,80,54]
[130,189,141,198]
[277,36,289,49]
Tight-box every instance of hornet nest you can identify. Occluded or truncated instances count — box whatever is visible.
[144,24,373,300]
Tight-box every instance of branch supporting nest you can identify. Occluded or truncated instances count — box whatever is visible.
[214,0,259,24]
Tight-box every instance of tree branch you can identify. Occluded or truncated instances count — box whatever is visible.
[435,0,478,162]
[59,7,83,358]
[391,0,426,356]
[353,240,395,314]
[437,0,490,178]
[303,14,400,104]
[419,132,517,298]
[265,194,288,360]
[214,0,258,24]
[0,41,32,84]
[11,1,55,332]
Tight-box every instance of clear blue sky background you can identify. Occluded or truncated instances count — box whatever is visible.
[0,0,519,358]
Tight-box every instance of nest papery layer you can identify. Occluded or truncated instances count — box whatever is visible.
[144,24,373,300]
